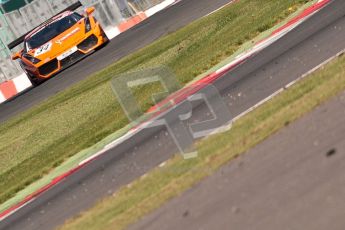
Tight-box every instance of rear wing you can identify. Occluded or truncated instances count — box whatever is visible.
[7,1,83,50]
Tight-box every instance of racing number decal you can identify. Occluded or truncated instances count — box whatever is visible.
[34,42,52,57]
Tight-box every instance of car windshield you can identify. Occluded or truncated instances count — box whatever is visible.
[25,13,83,50]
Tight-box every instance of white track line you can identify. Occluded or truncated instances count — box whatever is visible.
[209,48,345,137]
[204,1,234,18]
[0,198,36,222]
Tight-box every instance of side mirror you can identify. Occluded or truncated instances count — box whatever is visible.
[85,7,95,16]
[11,52,21,60]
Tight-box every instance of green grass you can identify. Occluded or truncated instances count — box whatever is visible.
[58,50,345,230]
[0,0,314,205]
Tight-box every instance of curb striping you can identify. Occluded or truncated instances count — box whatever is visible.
[0,73,32,103]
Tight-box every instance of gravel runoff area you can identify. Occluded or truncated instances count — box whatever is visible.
[129,90,345,230]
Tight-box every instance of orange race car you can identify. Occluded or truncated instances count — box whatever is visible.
[11,6,108,86]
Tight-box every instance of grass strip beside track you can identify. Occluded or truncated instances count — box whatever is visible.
[0,0,314,207]
[58,50,345,230]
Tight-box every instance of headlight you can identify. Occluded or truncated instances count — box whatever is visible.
[85,17,92,33]
[23,53,41,64]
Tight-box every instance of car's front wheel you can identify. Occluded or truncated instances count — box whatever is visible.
[27,72,43,87]
[96,26,110,50]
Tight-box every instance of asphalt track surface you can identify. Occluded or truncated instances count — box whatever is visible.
[0,0,232,123]
[2,0,345,229]
[129,85,345,230]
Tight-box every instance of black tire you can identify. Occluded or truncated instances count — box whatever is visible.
[97,26,110,50]
[100,25,109,41]
[27,73,43,87]
[19,62,42,87]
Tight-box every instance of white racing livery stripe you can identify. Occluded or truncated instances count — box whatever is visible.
[56,27,80,44]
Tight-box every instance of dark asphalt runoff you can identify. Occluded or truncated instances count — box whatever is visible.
[2,0,345,229]
[129,82,345,230]
[0,0,233,123]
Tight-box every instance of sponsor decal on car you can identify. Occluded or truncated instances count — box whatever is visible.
[55,27,80,44]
